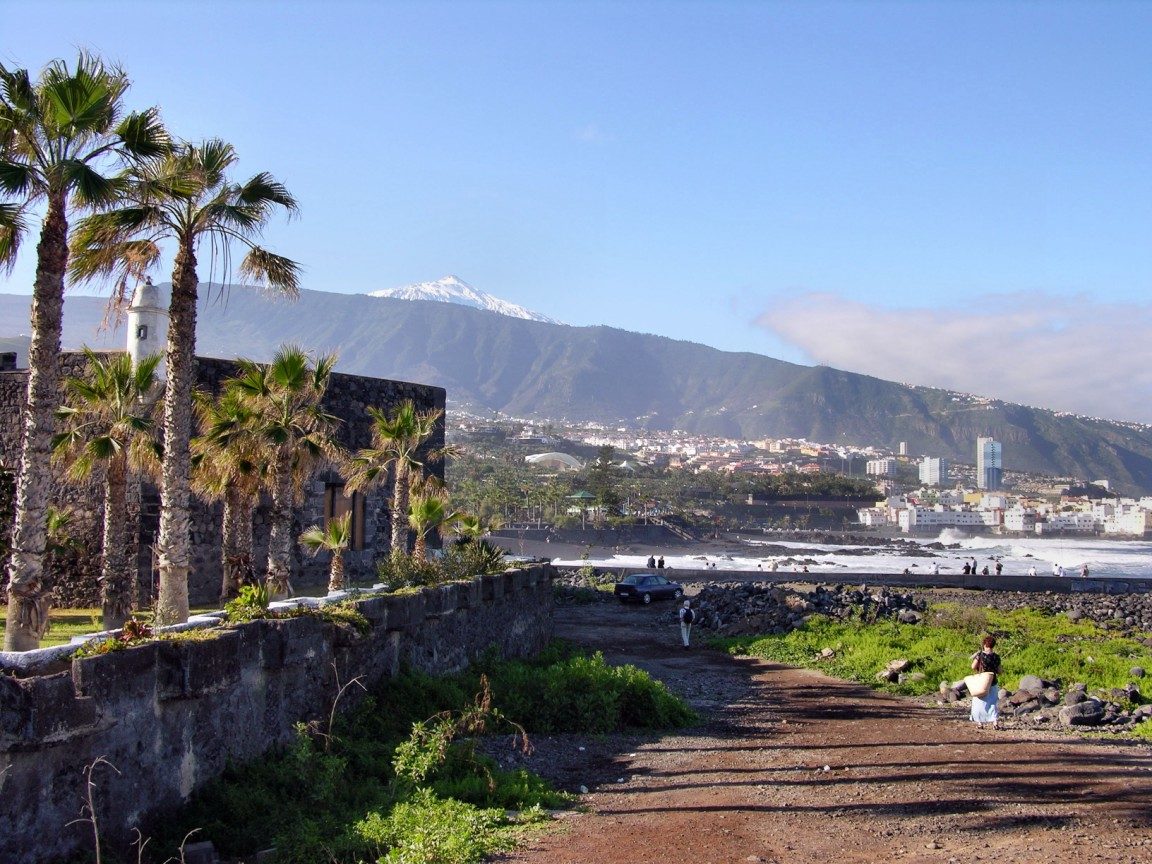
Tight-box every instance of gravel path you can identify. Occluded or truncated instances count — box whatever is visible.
[495,599,1152,864]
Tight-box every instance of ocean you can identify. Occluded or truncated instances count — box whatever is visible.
[551,530,1152,579]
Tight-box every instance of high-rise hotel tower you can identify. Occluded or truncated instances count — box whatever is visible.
[976,437,1002,490]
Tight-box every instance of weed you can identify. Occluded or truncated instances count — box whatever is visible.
[355,788,512,864]
[223,584,271,623]
[149,644,689,862]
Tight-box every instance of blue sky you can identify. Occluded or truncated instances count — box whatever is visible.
[4,1,1152,422]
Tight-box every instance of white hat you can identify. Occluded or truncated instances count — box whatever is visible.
[683,600,691,607]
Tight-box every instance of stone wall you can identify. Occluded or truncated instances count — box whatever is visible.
[0,564,553,863]
[0,353,446,605]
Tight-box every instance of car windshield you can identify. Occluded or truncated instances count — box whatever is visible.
[621,575,642,585]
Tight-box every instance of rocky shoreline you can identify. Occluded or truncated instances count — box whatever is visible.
[552,570,1152,734]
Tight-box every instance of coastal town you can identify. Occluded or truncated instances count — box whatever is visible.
[454,413,1152,537]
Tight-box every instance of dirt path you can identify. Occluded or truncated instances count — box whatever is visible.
[496,601,1152,864]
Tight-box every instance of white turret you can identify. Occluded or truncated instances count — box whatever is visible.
[127,278,168,380]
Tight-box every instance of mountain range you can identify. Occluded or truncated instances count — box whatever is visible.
[3,283,1152,494]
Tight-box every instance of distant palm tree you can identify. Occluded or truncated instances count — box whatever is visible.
[229,346,340,598]
[408,492,459,562]
[0,54,168,650]
[346,401,447,556]
[191,386,266,601]
[69,139,300,625]
[299,513,352,593]
[51,349,161,629]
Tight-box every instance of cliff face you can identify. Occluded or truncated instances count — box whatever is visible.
[3,287,1152,493]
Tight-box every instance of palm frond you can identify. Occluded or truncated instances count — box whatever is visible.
[0,159,33,195]
[237,172,299,214]
[59,159,118,207]
[238,246,302,297]
[0,201,26,274]
[116,107,170,159]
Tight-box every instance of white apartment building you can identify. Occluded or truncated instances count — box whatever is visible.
[918,457,948,486]
[1103,508,1152,536]
[866,458,899,477]
[898,506,987,532]
[1003,508,1037,532]
[1036,513,1098,534]
[857,508,890,527]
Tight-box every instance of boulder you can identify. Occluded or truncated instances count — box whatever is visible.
[1063,689,1088,706]
[1017,674,1045,693]
[1012,698,1042,716]
[1131,666,1146,679]
[1059,700,1105,727]
[886,659,912,674]
[1040,687,1062,706]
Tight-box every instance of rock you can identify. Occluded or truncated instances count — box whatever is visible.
[1132,704,1152,721]
[897,609,921,624]
[1063,690,1088,706]
[1131,667,1146,679]
[1009,689,1037,706]
[1059,700,1105,727]
[1040,687,1062,706]
[1012,699,1042,716]
[887,659,912,674]
[820,647,836,658]
[1017,674,1045,693]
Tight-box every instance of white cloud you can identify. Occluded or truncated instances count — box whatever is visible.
[576,123,611,143]
[755,291,1152,424]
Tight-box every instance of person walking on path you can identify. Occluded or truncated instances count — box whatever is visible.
[969,635,1002,729]
[657,555,665,569]
[678,600,695,649]
[646,554,656,569]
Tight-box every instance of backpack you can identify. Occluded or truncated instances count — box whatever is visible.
[681,607,695,625]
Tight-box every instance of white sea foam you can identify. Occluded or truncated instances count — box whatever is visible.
[552,535,1152,578]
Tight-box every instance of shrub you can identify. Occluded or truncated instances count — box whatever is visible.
[355,788,511,864]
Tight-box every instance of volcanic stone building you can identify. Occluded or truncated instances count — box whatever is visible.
[0,344,445,607]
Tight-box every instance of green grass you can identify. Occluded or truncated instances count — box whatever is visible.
[0,608,104,647]
[715,602,1152,700]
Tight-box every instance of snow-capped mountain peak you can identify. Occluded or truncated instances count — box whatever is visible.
[367,276,560,323]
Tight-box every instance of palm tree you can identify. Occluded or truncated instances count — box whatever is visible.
[69,139,299,625]
[51,349,161,629]
[298,513,351,593]
[408,490,458,562]
[345,401,446,556]
[191,385,266,602]
[0,55,167,650]
[229,346,339,598]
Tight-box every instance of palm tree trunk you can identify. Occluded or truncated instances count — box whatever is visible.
[155,243,198,625]
[391,462,410,554]
[328,551,345,593]
[4,191,67,651]
[265,448,295,598]
[101,455,133,630]
[220,487,254,601]
[413,530,427,562]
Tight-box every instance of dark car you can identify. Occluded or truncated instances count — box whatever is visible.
[614,572,683,604]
